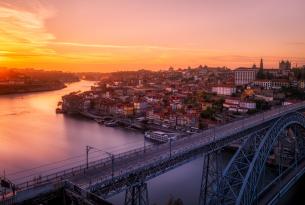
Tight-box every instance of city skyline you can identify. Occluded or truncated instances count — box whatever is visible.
[0,0,305,72]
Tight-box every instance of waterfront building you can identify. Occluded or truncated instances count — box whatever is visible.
[134,101,148,114]
[298,80,305,89]
[255,94,274,102]
[123,104,134,117]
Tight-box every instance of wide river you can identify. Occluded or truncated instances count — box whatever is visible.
[0,81,205,205]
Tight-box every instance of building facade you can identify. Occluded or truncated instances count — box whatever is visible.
[252,80,272,90]
[211,86,236,96]
[234,68,257,85]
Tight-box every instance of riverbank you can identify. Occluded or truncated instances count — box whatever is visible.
[0,82,68,95]
[74,110,190,144]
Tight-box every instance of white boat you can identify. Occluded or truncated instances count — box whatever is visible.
[104,120,118,127]
[144,131,177,143]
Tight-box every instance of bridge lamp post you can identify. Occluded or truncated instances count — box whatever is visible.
[86,145,94,169]
[97,149,115,179]
[144,138,146,154]
[106,152,115,179]
[242,118,245,128]
[85,146,114,178]
[169,137,175,158]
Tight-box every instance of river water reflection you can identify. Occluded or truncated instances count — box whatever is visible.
[0,81,144,172]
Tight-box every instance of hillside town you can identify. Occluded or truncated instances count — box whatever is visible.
[60,60,305,139]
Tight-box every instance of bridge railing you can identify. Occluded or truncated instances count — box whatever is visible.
[167,101,305,159]
[194,101,305,140]
[11,102,305,192]
[13,142,159,191]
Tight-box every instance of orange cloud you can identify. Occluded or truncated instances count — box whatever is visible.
[0,2,56,63]
[0,1,304,72]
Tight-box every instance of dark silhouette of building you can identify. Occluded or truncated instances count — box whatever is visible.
[279,60,291,76]
[279,60,291,70]
[260,58,264,69]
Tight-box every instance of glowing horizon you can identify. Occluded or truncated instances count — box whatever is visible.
[0,0,305,72]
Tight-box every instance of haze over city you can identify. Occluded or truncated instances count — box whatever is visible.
[1,0,305,72]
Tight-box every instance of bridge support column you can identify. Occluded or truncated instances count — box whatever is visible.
[124,182,149,205]
[199,151,222,205]
[294,125,305,160]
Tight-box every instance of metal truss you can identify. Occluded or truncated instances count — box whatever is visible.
[124,182,149,205]
[203,112,305,205]
[199,150,223,205]
[197,127,269,205]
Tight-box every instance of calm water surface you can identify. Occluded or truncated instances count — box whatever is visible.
[0,81,205,205]
[0,81,144,173]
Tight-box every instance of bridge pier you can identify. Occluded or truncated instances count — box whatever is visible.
[124,182,149,205]
[199,150,223,205]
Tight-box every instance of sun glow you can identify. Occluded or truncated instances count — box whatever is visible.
[0,0,305,72]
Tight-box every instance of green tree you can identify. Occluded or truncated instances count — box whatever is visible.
[254,99,270,111]
[200,107,215,120]
[212,98,224,111]
[256,68,265,79]
[282,87,305,100]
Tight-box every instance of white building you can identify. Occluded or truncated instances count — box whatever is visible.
[271,79,290,89]
[234,68,257,85]
[252,80,272,90]
[211,86,236,96]
[223,98,256,113]
[255,94,274,102]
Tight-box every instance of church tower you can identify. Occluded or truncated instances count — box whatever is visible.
[260,58,264,69]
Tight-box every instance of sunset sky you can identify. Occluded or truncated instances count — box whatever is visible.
[0,0,305,72]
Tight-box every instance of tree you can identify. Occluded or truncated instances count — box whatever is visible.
[212,98,224,111]
[167,196,184,205]
[265,72,274,79]
[199,117,208,129]
[200,107,215,120]
[254,99,270,111]
[282,87,305,100]
[202,92,214,102]
[256,68,265,79]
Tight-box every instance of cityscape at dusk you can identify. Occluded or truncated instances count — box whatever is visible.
[1,1,305,205]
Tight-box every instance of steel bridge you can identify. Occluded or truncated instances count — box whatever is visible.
[2,102,305,205]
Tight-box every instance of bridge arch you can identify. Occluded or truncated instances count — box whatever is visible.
[217,112,305,205]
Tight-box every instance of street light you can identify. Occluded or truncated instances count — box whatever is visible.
[85,145,114,179]
[169,137,175,158]
[144,138,146,154]
[86,145,94,169]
